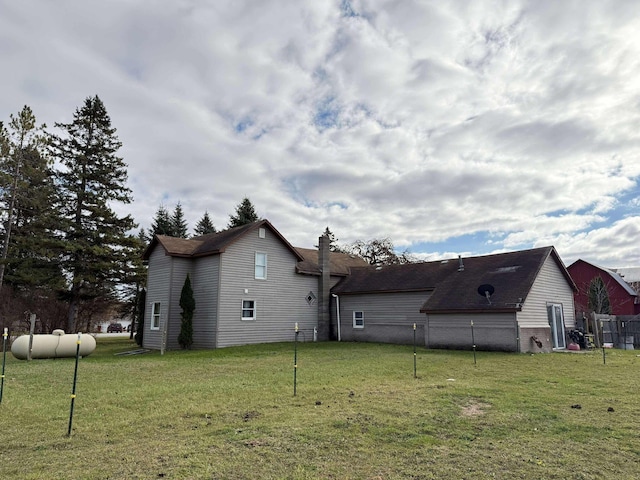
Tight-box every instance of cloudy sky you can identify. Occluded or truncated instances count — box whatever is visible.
[1,0,639,267]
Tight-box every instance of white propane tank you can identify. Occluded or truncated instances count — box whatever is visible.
[11,331,96,360]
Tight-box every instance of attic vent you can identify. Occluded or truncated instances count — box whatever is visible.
[259,228,266,239]
[492,266,521,274]
[305,291,317,306]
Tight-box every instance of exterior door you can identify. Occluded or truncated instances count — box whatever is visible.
[547,304,566,349]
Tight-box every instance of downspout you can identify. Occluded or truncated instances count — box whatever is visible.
[332,294,341,342]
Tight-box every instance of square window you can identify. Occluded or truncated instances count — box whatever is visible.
[242,300,256,320]
[255,252,267,279]
[151,302,161,330]
[353,311,364,329]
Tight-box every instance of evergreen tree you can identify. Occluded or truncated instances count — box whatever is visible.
[135,287,146,347]
[3,147,64,291]
[50,95,137,332]
[119,228,148,339]
[228,197,259,228]
[150,204,173,237]
[194,211,216,236]
[178,274,195,349]
[171,202,188,238]
[0,106,58,290]
[316,226,342,252]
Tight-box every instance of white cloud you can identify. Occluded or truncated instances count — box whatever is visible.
[1,0,640,265]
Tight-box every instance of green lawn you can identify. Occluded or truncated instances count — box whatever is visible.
[0,338,638,479]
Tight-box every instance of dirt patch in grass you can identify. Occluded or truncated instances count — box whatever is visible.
[461,400,490,417]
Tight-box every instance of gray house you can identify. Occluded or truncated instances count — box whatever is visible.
[143,220,576,353]
[331,246,577,353]
[142,220,366,350]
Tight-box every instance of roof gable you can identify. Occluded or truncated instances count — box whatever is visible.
[568,259,637,297]
[143,220,304,261]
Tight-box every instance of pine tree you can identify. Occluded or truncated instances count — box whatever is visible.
[119,228,148,339]
[0,106,58,290]
[150,204,173,237]
[228,197,259,228]
[178,274,195,349]
[194,211,216,236]
[3,147,64,291]
[316,226,342,252]
[171,202,189,238]
[50,95,137,332]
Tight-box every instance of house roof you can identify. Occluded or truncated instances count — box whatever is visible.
[143,220,304,261]
[142,220,365,274]
[295,248,368,276]
[568,259,638,296]
[332,246,576,313]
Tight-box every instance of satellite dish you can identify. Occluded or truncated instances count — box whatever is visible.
[477,284,495,304]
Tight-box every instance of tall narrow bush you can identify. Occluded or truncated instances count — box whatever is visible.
[178,275,195,349]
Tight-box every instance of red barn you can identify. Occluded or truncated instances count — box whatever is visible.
[567,259,640,317]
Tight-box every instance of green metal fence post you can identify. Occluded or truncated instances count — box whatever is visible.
[413,323,417,379]
[471,320,477,366]
[67,333,82,436]
[1,327,7,404]
[293,323,299,396]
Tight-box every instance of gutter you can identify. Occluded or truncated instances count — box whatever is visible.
[332,293,341,342]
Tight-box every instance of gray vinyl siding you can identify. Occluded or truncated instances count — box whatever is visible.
[143,247,172,350]
[426,312,518,351]
[518,256,576,329]
[191,255,220,349]
[216,227,318,348]
[336,291,430,345]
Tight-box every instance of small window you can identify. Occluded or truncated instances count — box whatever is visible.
[242,300,256,320]
[255,252,267,279]
[151,302,161,330]
[305,291,317,306]
[353,311,364,329]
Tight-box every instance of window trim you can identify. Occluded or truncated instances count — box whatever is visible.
[151,302,161,330]
[353,310,364,329]
[242,299,256,321]
[255,252,267,280]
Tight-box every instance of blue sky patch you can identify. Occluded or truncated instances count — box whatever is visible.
[314,96,341,130]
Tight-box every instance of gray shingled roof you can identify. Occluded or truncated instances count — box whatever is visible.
[143,220,304,261]
[295,248,368,276]
[143,219,366,274]
[332,246,576,313]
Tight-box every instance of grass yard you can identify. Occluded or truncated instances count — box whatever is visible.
[0,337,639,479]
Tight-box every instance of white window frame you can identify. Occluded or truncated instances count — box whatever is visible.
[255,252,267,279]
[353,310,364,329]
[242,299,256,321]
[151,302,161,330]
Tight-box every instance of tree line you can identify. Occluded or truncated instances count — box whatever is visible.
[0,98,143,334]
[146,196,259,239]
